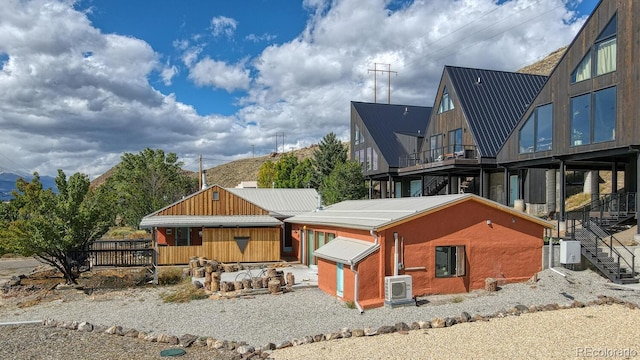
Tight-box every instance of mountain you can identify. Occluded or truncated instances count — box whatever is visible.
[0,173,57,201]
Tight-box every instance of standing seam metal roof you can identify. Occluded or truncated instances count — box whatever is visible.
[352,102,431,168]
[445,66,547,157]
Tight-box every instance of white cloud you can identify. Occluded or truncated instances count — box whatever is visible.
[211,16,238,38]
[0,0,590,179]
[245,33,277,43]
[188,57,251,92]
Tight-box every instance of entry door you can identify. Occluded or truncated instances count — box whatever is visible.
[509,174,519,206]
[336,263,344,297]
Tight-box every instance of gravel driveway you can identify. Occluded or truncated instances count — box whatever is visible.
[2,268,640,349]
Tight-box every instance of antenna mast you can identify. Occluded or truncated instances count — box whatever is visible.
[368,63,397,104]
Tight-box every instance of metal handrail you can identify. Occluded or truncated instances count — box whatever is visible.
[399,145,478,168]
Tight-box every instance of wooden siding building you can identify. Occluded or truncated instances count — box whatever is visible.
[497,0,639,233]
[140,185,319,264]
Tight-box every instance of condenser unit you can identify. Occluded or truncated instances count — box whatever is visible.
[384,275,413,305]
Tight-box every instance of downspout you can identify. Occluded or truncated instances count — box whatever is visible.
[153,227,158,285]
[301,226,306,265]
[394,232,399,276]
[350,263,364,314]
[351,229,379,315]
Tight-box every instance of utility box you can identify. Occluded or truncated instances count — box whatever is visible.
[560,240,581,264]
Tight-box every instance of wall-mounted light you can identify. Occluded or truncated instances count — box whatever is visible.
[198,231,203,237]
[486,219,492,225]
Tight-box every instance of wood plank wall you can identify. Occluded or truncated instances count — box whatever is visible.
[158,245,208,265]
[157,186,268,216]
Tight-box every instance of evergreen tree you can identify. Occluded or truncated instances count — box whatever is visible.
[311,132,347,189]
[321,161,367,205]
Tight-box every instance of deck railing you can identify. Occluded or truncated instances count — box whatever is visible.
[399,145,478,168]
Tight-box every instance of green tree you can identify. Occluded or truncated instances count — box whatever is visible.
[107,148,197,228]
[273,153,300,188]
[4,171,115,284]
[257,160,276,188]
[290,158,313,188]
[311,132,347,189]
[321,161,367,205]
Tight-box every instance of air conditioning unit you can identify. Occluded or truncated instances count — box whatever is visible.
[384,275,412,305]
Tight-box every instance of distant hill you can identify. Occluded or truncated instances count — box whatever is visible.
[517,47,567,76]
[0,173,57,201]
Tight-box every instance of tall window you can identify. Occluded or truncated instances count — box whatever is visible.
[571,14,616,83]
[435,246,465,277]
[355,124,364,145]
[518,103,553,153]
[430,134,443,161]
[175,227,190,246]
[571,87,617,146]
[366,147,372,171]
[593,87,616,143]
[437,87,454,114]
[448,128,463,153]
[372,148,378,171]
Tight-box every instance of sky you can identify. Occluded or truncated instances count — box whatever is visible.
[0,0,600,179]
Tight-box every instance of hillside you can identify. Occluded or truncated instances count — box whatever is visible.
[203,145,318,188]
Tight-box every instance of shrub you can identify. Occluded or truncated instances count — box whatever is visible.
[345,300,356,309]
[160,281,208,303]
[158,267,184,285]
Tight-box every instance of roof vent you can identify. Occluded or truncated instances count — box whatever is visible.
[403,107,408,116]
[475,76,482,85]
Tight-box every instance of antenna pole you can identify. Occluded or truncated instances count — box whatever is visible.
[368,63,397,104]
[198,154,203,189]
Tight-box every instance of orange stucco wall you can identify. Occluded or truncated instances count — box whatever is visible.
[299,198,546,308]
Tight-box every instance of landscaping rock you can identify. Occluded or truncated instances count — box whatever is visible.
[77,322,93,332]
[395,322,410,332]
[237,345,255,355]
[377,325,396,334]
[179,334,198,347]
[351,329,365,337]
[124,329,139,338]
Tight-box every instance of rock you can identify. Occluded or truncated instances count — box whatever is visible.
[325,332,341,340]
[156,334,170,343]
[418,321,431,329]
[168,336,180,345]
[193,338,207,347]
[144,334,158,342]
[313,334,325,342]
[528,306,537,313]
[291,338,302,346]
[395,322,410,332]
[275,341,292,349]
[572,300,586,308]
[225,341,237,351]
[237,345,255,355]
[77,322,93,332]
[625,302,638,310]
[260,343,276,351]
[431,318,446,328]
[460,312,472,322]
[43,319,58,327]
[61,321,78,330]
[340,327,351,338]
[137,332,147,339]
[351,329,364,337]
[301,335,314,344]
[179,334,198,348]
[398,330,409,335]
[213,340,225,349]
[364,327,377,336]
[514,304,529,313]
[105,325,124,336]
[445,317,457,327]
[411,322,421,330]
[377,325,396,334]
[193,280,203,289]
[124,329,139,338]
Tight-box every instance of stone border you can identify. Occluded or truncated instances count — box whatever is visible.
[36,295,639,360]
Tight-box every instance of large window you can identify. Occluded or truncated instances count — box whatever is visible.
[571,14,616,83]
[518,103,553,153]
[435,246,465,277]
[571,87,617,146]
[174,227,190,246]
[366,147,372,171]
[354,124,364,145]
[437,87,454,114]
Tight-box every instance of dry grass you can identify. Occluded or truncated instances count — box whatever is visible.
[157,267,184,285]
[160,280,208,303]
[80,268,150,289]
[517,47,567,76]
[103,227,150,240]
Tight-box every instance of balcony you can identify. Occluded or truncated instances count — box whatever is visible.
[399,145,478,171]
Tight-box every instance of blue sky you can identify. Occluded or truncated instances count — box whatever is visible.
[0,0,599,178]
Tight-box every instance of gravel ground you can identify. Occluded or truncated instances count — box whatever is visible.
[1,268,640,359]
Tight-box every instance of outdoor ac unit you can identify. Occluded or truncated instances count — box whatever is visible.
[384,275,412,303]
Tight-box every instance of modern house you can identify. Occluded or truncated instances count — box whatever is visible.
[350,102,432,198]
[396,66,548,210]
[285,194,552,309]
[140,185,319,264]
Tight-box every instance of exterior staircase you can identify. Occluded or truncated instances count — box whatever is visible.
[567,219,638,284]
[426,178,448,196]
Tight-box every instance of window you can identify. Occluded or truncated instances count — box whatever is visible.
[212,191,219,201]
[571,87,617,146]
[355,124,364,145]
[571,94,591,146]
[448,128,462,153]
[571,14,616,83]
[593,87,616,143]
[437,87,455,114]
[372,149,378,171]
[175,227,190,246]
[519,104,553,154]
[366,147,372,171]
[327,233,335,241]
[435,246,465,277]
[430,134,443,161]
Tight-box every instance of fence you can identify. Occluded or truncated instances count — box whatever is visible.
[70,239,154,267]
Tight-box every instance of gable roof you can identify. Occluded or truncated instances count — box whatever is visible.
[445,66,547,157]
[225,188,319,217]
[313,236,380,266]
[352,102,431,167]
[286,193,552,230]
[139,215,281,229]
